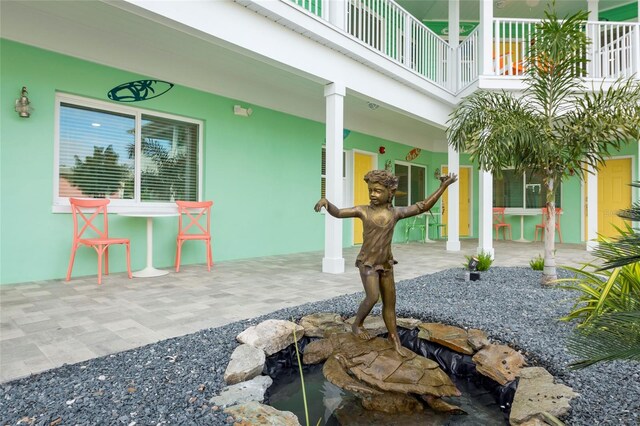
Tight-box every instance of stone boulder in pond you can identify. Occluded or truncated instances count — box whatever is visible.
[472,343,526,385]
[224,401,301,426]
[236,319,304,356]
[224,344,266,385]
[299,312,349,337]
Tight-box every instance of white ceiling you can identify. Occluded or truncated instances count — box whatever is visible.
[4,1,631,152]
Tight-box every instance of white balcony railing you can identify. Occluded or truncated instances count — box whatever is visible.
[286,0,640,93]
[492,18,640,80]
[458,28,479,88]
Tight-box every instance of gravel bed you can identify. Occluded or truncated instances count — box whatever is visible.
[1,267,638,425]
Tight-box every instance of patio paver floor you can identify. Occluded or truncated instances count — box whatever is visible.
[0,240,595,383]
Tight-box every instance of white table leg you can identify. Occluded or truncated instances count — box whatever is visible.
[424,215,435,243]
[514,214,530,242]
[132,217,169,277]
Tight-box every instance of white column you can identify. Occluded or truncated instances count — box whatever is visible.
[323,83,346,273]
[586,167,599,251]
[479,0,494,76]
[446,144,461,251]
[449,0,460,91]
[587,0,600,77]
[587,0,598,20]
[478,170,494,258]
[327,0,346,31]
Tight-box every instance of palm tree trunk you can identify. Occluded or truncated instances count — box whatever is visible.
[543,176,557,285]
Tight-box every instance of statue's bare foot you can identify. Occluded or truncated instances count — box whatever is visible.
[389,334,406,357]
[352,324,372,340]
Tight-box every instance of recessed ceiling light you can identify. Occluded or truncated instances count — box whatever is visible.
[91,123,101,127]
[496,0,507,9]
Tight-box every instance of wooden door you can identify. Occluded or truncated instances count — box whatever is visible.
[353,152,376,244]
[596,158,632,238]
[441,166,471,237]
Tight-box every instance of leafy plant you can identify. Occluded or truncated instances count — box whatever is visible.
[530,254,544,271]
[66,145,130,198]
[291,320,321,426]
[447,3,640,284]
[463,251,493,271]
[560,181,640,368]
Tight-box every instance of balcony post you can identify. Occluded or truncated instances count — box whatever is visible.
[479,0,494,76]
[446,143,461,252]
[322,82,346,273]
[328,0,347,31]
[634,24,640,78]
[478,170,494,258]
[587,0,600,78]
[403,14,412,67]
[448,0,460,91]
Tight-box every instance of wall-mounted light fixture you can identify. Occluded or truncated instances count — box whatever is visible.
[233,104,253,117]
[15,86,32,118]
[434,168,441,180]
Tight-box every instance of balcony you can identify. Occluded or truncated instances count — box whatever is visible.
[283,0,640,95]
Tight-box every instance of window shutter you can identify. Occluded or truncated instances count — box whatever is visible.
[59,103,135,199]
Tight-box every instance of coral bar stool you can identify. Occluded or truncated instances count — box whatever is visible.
[66,198,132,285]
[534,207,563,243]
[492,207,512,240]
[175,200,213,272]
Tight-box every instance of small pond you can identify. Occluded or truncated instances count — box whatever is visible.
[265,329,514,425]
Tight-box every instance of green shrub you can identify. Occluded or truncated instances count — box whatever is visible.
[530,254,544,271]
[463,251,493,271]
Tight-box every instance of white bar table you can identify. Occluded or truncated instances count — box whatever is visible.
[119,211,178,277]
[506,208,541,243]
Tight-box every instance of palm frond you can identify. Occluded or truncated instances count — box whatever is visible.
[567,310,640,369]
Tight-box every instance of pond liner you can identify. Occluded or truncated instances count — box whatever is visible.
[263,327,516,419]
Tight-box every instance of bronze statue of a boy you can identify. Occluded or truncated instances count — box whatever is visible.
[315,169,457,355]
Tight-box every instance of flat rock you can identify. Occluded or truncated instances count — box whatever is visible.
[472,344,526,385]
[224,401,301,426]
[510,367,578,425]
[237,319,304,356]
[302,338,333,364]
[418,323,474,355]
[210,375,273,407]
[467,328,490,351]
[224,344,266,385]
[299,312,349,337]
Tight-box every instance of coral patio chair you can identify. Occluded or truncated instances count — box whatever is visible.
[66,198,132,285]
[175,200,213,272]
[534,207,563,243]
[493,207,512,240]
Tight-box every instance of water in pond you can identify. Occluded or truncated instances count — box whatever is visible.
[267,364,507,425]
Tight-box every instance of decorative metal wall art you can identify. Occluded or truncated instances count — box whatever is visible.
[107,80,174,102]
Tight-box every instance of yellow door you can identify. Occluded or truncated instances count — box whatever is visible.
[441,166,471,237]
[597,158,632,239]
[353,152,376,244]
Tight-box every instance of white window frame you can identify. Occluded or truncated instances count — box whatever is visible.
[394,160,427,206]
[494,168,563,213]
[53,93,203,213]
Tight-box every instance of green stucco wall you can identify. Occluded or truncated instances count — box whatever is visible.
[0,40,443,284]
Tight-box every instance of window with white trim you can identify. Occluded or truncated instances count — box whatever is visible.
[320,146,346,198]
[55,94,202,210]
[394,162,426,206]
[493,170,562,208]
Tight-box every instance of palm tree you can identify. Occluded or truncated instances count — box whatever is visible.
[447,4,640,284]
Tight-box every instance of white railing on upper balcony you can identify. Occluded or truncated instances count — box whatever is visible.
[458,28,479,89]
[345,0,452,90]
[493,18,640,80]
[289,0,323,17]
[588,21,640,79]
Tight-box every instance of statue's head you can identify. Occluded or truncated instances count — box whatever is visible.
[364,170,398,205]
